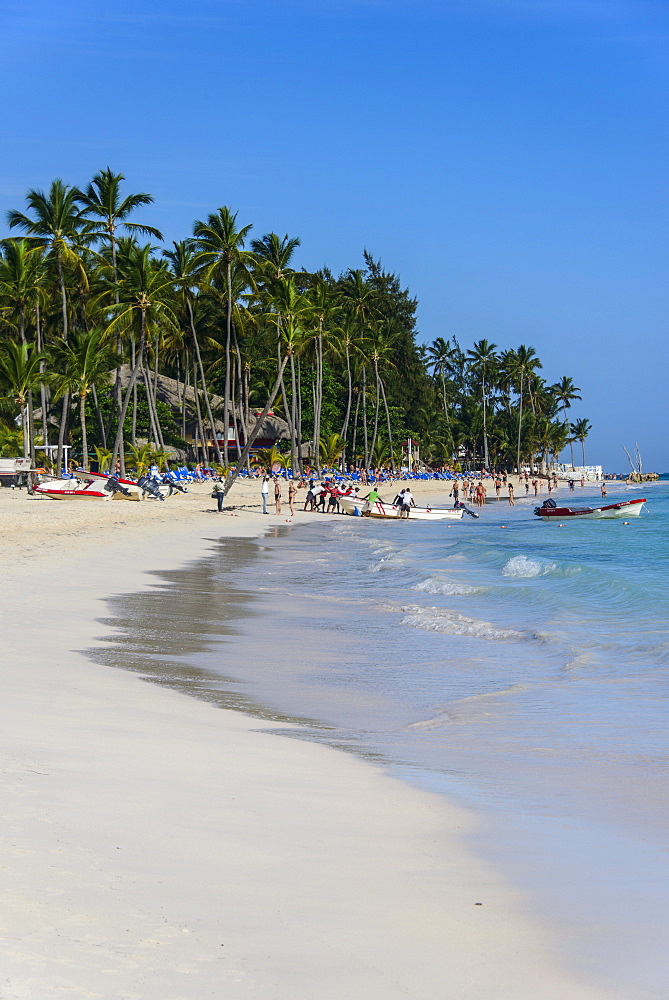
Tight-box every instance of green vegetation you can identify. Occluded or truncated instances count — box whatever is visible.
[0,169,590,483]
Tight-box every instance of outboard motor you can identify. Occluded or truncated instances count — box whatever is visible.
[137,474,165,500]
[454,500,480,519]
[169,479,188,494]
[534,498,557,516]
[105,477,132,498]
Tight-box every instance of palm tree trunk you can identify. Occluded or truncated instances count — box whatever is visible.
[223,263,233,466]
[80,394,89,471]
[340,343,353,472]
[131,336,138,446]
[482,372,490,470]
[111,313,147,477]
[188,299,222,465]
[296,355,304,471]
[362,366,369,468]
[27,391,35,467]
[289,352,299,476]
[379,377,395,473]
[92,384,106,447]
[193,364,207,464]
[370,364,381,462]
[56,261,69,474]
[223,353,290,496]
[516,372,524,474]
[351,390,360,467]
[313,329,323,471]
[182,348,190,442]
[36,303,49,450]
[21,401,29,462]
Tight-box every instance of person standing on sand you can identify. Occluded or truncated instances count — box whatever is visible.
[274,477,282,514]
[532,479,538,496]
[495,477,501,497]
[261,474,270,514]
[288,481,297,516]
[508,483,515,505]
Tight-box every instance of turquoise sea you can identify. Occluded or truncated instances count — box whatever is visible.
[99,477,669,999]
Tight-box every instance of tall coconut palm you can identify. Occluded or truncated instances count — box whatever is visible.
[77,168,163,275]
[425,337,455,419]
[467,339,498,470]
[104,243,179,475]
[505,345,542,473]
[570,418,592,469]
[552,376,581,468]
[223,275,312,495]
[306,277,338,472]
[0,239,45,344]
[78,168,164,454]
[52,329,120,470]
[191,207,255,464]
[164,241,222,465]
[0,341,49,462]
[7,179,91,471]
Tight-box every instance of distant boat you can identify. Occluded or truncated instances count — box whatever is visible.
[338,494,465,520]
[534,498,646,521]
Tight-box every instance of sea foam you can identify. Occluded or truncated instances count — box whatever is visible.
[399,605,524,641]
[501,554,557,578]
[412,577,479,596]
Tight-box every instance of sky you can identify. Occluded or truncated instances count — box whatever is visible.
[1,0,667,472]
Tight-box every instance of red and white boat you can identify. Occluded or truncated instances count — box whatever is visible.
[34,478,112,501]
[534,497,646,521]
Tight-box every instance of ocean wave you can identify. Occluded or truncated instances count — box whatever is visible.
[501,554,558,578]
[412,577,480,596]
[399,605,525,641]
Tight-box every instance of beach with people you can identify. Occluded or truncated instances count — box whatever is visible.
[2,473,668,998]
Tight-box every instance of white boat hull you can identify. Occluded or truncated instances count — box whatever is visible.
[338,495,464,521]
[34,479,111,501]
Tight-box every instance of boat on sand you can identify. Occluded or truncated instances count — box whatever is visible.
[534,497,646,521]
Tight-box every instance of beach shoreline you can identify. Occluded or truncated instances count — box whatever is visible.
[0,478,610,998]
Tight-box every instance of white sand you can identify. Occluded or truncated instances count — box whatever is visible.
[0,481,607,999]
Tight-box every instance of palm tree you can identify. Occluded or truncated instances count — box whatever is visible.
[78,168,164,453]
[104,243,179,475]
[552,376,581,468]
[505,345,542,474]
[319,432,345,468]
[467,339,498,470]
[426,337,455,418]
[191,207,255,464]
[570,418,592,469]
[52,329,120,470]
[0,239,45,344]
[306,278,338,472]
[77,168,163,274]
[0,341,49,462]
[164,241,222,465]
[7,179,91,471]
[223,275,312,495]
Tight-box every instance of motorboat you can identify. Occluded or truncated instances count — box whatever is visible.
[34,478,112,501]
[73,469,144,500]
[534,497,646,521]
[338,494,464,520]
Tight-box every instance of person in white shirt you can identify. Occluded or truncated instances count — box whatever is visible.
[261,475,270,514]
[400,489,414,518]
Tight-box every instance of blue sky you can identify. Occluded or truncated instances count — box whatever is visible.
[2,0,667,471]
